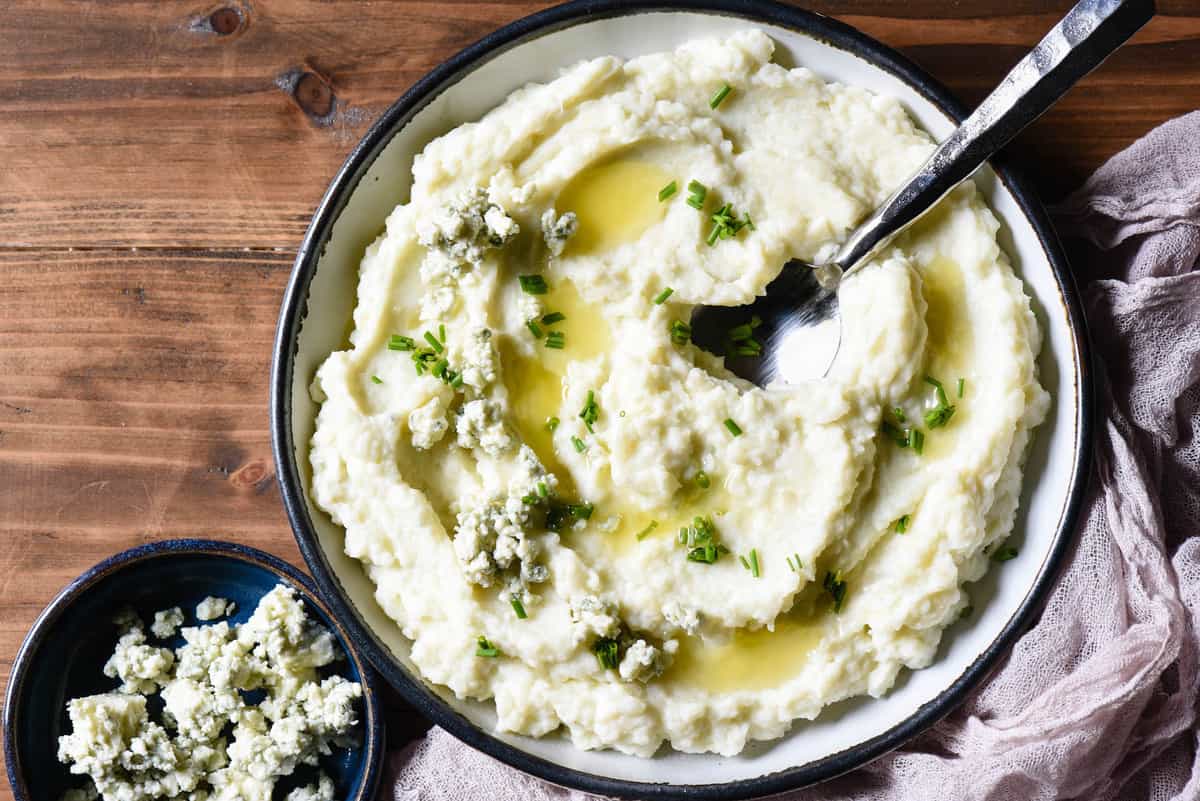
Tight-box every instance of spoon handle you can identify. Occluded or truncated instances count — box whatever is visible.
[832,0,1154,278]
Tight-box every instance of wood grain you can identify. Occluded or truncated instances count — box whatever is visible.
[2,2,1199,797]
[2,1,1199,248]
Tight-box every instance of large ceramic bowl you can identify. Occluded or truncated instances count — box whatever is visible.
[270,1,1092,798]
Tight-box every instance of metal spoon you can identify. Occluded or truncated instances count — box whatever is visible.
[689,0,1154,385]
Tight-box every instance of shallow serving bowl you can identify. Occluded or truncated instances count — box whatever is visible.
[270,1,1093,797]
[2,539,384,801]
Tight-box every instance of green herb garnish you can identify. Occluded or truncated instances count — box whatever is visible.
[476,636,500,658]
[923,376,957,429]
[786,553,803,572]
[636,521,659,541]
[910,428,925,455]
[571,436,587,453]
[957,378,966,398]
[593,638,620,670]
[882,421,910,447]
[823,571,848,612]
[541,311,566,326]
[423,330,444,353]
[545,416,560,432]
[388,334,415,351]
[653,287,674,305]
[707,203,753,246]
[724,418,743,437]
[579,390,599,433]
[748,548,760,578]
[370,375,383,384]
[545,330,566,349]
[669,319,692,345]
[894,514,911,534]
[519,274,549,295]
[527,319,544,338]
[893,407,907,424]
[725,315,763,357]
[680,516,727,564]
[993,545,1019,562]
[510,596,527,619]
[686,180,708,210]
[709,83,733,109]
[694,470,711,489]
[658,180,678,202]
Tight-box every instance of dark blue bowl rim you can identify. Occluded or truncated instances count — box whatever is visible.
[269,1,1094,799]
[2,538,386,801]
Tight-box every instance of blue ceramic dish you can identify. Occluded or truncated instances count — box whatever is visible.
[2,539,384,801]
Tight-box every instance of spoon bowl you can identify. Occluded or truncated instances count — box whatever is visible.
[690,261,840,385]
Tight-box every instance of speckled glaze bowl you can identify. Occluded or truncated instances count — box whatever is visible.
[271,1,1093,798]
[2,539,384,801]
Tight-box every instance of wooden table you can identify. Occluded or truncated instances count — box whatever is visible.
[2,1,1198,795]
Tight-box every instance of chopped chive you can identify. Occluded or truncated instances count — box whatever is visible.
[749,548,760,578]
[537,481,548,498]
[450,372,464,388]
[579,390,599,432]
[432,359,448,378]
[658,180,678,202]
[686,180,708,210]
[740,555,751,570]
[882,421,909,447]
[709,83,733,109]
[706,225,721,246]
[545,416,560,432]
[823,571,848,612]
[527,319,544,338]
[787,553,803,572]
[694,470,711,489]
[545,331,566,349]
[669,319,692,345]
[924,406,956,429]
[388,334,415,351]
[593,638,620,670]
[510,596,527,619]
[924,376,949,406]
[424,331,444,352]
[571,436,587,453]
[541,311,566,326]
[570,503,594,520]
[894,514,911,534]
[476,636,500,658]
[653,287,674,305]
[370,375,383,384]
[911,428,925,455]
[958,378,966,398]
[893,407,907,424]
[993,545,1019,562]
[519,274,549,295]
[439,324,446,343]
[636,521,659,541]
[724,418,743,437]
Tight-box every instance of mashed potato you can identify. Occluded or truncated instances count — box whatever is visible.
[308,30,1048,756]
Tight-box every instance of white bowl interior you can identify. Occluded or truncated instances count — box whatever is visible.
[287,10,1079,786]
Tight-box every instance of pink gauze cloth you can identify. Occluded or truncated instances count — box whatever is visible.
[381,112,1200,801]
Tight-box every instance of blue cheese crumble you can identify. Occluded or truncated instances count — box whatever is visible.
[57,585,362,801]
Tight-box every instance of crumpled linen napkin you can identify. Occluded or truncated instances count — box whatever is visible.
[380,112,1200,801]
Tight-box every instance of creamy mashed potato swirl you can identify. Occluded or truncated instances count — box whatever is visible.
[309,30,1049,756]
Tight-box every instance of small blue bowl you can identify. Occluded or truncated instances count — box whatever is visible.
[2,539,385,801]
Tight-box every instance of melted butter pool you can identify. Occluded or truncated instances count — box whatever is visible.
[666,613,826,692]
[502,280,611,489]
[916,256,973,459]
[557,157,672,255]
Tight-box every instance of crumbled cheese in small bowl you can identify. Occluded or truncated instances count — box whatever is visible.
[2,539,383,801]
